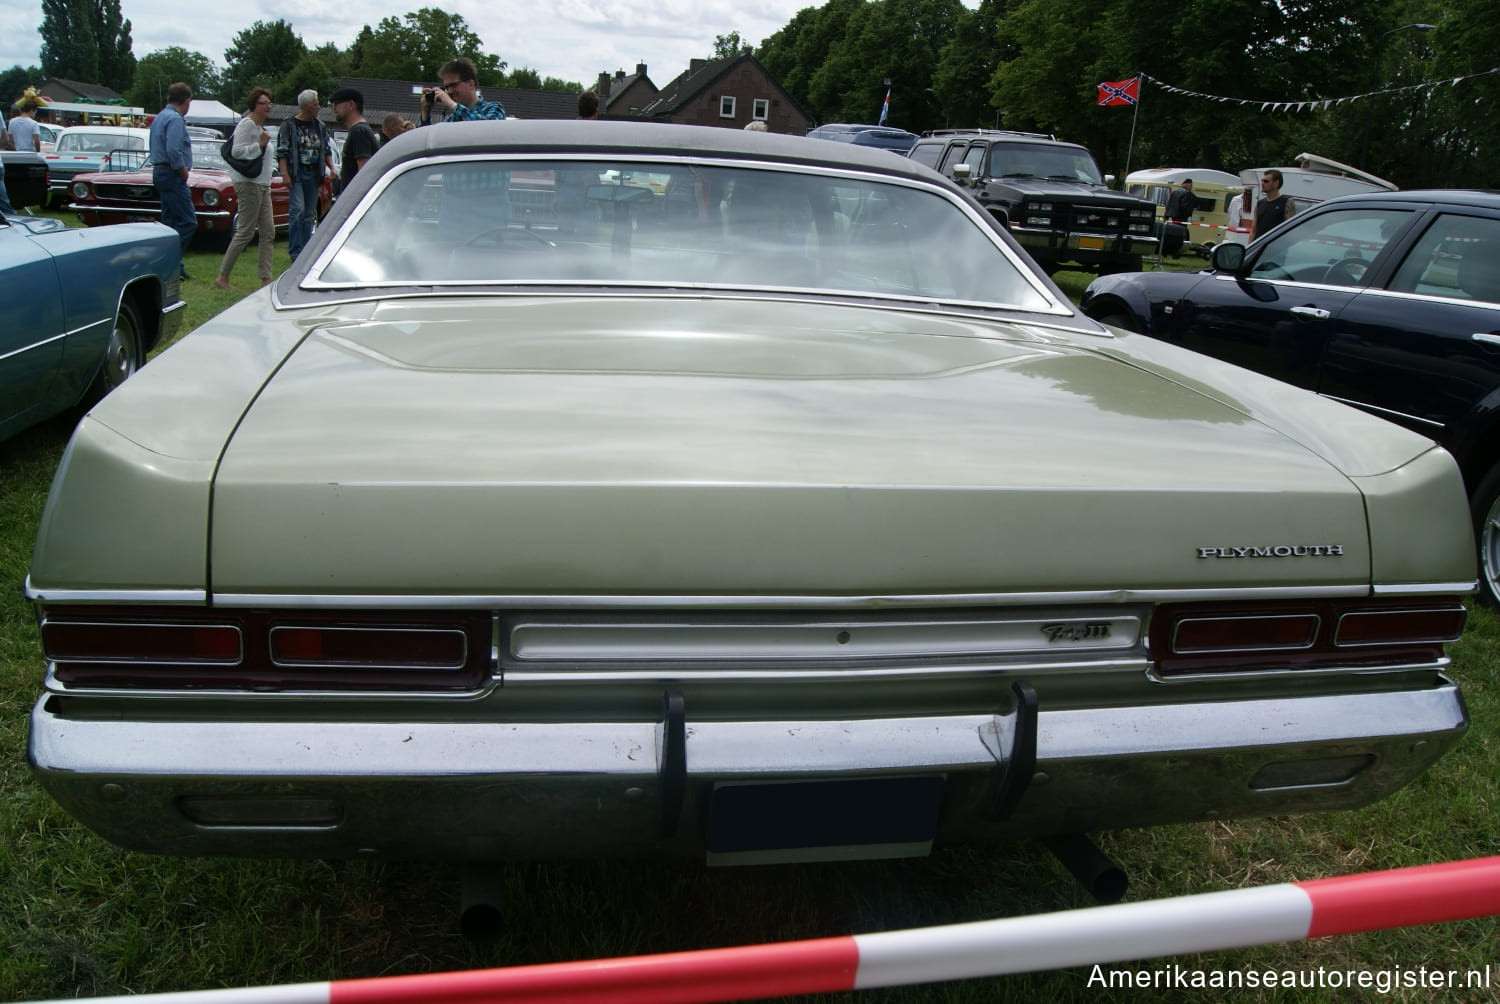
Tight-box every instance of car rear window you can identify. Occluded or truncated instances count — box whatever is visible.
[308,157,1055,311]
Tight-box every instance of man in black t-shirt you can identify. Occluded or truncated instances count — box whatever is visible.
[1251,169,1296,240]
[331,87,380,191]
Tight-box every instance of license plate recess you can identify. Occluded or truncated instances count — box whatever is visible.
[706,775,944,866]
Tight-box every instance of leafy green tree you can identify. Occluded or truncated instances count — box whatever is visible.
[542,76,583,92]
[223,19,307,96]
[931,0,1004,129]
[1,65,43,108]
[39,0,134,91]
[757,0,866,121]
[505,67,541,89]
[127,47,218,110]
[280,54,340,107]
[714,32,752,59]
[349,9,504,84]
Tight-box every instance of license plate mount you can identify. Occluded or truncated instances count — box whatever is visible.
[706,775,944,866]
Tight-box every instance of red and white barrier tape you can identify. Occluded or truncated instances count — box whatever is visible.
[39,855,1500,1004]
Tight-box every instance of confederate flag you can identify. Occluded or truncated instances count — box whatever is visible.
[1097,77,1140,106]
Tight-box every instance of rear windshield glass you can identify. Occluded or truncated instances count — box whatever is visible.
[312,157,1054,310]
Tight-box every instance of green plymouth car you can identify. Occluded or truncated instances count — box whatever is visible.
[27,122,1475,868]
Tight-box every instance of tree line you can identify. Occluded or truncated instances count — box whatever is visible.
[758,0,1494,189]
[4,1,582,118]
[8,0,1495,188]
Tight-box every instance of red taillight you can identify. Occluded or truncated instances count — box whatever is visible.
[1335,607,1468,647]
[1152,598,1466,677]
[1172,614,1318,653]
[40,607,489,692]
[270,626,467,669]
[42,619,242,664]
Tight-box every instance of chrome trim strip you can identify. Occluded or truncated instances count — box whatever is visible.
[162,299,188,316]
[34,583,1469,611]
[205,586,1371,610]
[295,152,1069,315]
[508,615,1142,661]
[1372,580,1478,596]
[1358,285,1500,312]
[1320,393,1445,430]
[24,577,208,605]
[502,656,1148,686]
[1147,654,1449,685]
[0,329,69,363]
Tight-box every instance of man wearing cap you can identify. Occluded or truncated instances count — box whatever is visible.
[1165,178,1196,223]
[331,87,379,191]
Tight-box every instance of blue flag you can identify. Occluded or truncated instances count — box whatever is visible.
[878,88,890,125]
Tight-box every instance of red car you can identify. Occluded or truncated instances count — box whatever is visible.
[66,138,332,243]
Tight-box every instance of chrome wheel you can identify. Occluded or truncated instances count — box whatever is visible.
[1481,489,1500,607]
[99,301,142,395]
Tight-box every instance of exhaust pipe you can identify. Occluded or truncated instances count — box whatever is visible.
[460,861,506,941]
[1043,833,1128,904]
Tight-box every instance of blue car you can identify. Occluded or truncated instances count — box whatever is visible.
[1,210,184,442]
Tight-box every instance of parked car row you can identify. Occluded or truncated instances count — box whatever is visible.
[42,125,150,207]
[20,122,1474,872]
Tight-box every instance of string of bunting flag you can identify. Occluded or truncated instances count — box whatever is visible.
[1132,67,1500,113]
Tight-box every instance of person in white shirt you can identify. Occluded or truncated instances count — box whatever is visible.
[216,87,277,289]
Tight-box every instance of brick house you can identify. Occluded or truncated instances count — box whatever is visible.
[636,54,812,135]
[594,64,659,118]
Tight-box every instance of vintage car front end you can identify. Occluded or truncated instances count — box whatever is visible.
[25,123,1476,866]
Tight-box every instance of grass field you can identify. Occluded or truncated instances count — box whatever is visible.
[1,216,1496,1002]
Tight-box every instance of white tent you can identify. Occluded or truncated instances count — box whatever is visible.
[184,99,240,133]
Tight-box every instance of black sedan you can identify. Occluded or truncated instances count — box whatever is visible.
[1082,190,1500,604]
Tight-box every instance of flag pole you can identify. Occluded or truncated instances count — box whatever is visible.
[1123,74,1141,178]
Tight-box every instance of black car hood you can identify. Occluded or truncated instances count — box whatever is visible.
[982,177,1133,200]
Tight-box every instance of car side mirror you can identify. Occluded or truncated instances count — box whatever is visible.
[952,163,972,183]
[1212,242,1246,274]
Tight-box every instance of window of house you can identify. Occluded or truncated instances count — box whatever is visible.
[720,96,736,118]
[752,98,769,120]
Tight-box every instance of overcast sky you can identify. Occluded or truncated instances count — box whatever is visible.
[1,0,826,94]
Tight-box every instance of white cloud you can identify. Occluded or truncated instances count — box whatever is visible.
[0,0,822,91]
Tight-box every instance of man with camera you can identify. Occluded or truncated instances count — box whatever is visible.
[420,57,507,124]
[419,57,510,244]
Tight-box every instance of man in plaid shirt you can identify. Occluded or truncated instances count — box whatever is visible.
[420,57,511,242]
[420,57,508,124]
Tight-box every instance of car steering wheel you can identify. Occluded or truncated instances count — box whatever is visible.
[1324,256,1367,286]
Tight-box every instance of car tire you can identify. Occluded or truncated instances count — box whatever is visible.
[86,299,143,405]
[1472,465,1500,607]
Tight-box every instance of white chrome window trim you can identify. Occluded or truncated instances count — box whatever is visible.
[295,152,1070,314]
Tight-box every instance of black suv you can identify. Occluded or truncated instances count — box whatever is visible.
[907,130,1158,274]
[1082,189,1500,604]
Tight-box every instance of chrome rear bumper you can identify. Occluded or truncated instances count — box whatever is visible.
[29,681,1467,860]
